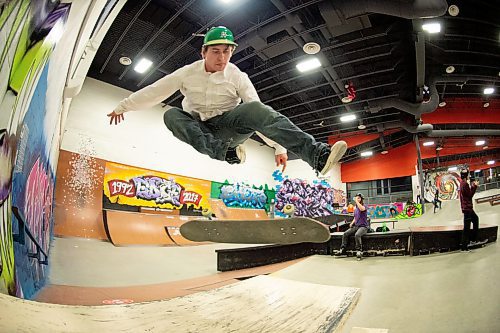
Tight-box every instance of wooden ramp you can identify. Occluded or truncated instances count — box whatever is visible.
[0,275,360,333]
[209,199,268,220]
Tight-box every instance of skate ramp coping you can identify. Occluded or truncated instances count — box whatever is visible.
[0,275,360,333]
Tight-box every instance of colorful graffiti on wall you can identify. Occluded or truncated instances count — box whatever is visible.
[424,171,461,202]
[366,201,422,219]
[275,178,334,217]
[103,162,211,211]
[0,0,70,298]
[211,181,272,210]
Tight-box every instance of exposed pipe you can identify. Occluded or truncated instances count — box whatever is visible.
[332,0,448,20]
[427,130,500,137]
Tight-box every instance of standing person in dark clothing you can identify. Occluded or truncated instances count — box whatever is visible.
[459,169,480,251]
[335,193,368,260]
[433,188,442,213]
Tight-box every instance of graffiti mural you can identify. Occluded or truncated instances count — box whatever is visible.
[103,162,211,211]
[219,183,268,209]
[394,201,422,219]
[424,171,461,202]
[367,202,404,219]
[0,0,70,297]
[275,178,334,217]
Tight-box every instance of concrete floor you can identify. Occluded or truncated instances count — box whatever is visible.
[47,189,500,332]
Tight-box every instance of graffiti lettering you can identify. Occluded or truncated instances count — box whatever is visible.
[181,191,202,206]
[275,179,334,217]
[367,203,403,219]
[220,183,267,209]
[108,179,135,197]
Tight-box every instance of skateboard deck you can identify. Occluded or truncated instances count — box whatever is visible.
[467,239,488,249]
[180,217,331,244]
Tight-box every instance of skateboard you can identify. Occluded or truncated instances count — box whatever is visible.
[467,239,488,249]
[179,217,331,244]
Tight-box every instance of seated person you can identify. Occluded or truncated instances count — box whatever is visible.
[335,193,368,259]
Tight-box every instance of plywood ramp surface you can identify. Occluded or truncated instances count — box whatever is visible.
[209,199,268,220]
[2,275,360,333]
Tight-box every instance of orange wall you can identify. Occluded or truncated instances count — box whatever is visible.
[341,143,417,182]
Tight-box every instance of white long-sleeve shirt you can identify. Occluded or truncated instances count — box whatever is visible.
[114,60,286,155]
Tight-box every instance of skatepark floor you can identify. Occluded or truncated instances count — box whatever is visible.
[37,189,500,332]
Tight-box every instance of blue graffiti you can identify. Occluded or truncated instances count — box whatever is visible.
[133,176,183,206]
[220,183,268,209]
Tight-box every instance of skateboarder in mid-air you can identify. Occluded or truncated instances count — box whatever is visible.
[335,193,368,260]
[107,26,347,174]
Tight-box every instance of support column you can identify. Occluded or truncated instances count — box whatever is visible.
[414,134,425,213]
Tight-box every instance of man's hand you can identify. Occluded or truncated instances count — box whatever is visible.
[107,111,124,125]
[473,180,479,186]
[275,153,288,172]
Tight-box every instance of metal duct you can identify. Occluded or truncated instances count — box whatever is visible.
[427,130,500,137]
[332,0,449,20]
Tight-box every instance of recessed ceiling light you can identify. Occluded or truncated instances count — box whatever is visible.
[483,102,490,108]
[340,114,356,122]
[448,5,459,16]
[483,146,489,150]
[360,151,373,157]
[436,146,443,151]
[438,101,447,107]
[422,22,441,33]
[448,166,457,171]
[487,160,495,165]
[423,141,435,146]
[445,65,455,73]
[475,140,485,146]
[483,87,495,95]
[134,58,153,73]
[119,56,132,66]
[381,150,388,155]
[303,42,321,55]
[296,57,321,72]
[357,124,366,130]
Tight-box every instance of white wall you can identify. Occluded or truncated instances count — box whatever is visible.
[62,78,348,187]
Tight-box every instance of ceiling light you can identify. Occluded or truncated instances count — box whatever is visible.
[296,57,321,72]
[436,146,443,151]
[357,124,366,130]
[448,5,459,16]
[340,114,356,122]
[448,166,457,171]
[119,56,132,66]
[445,65,455,73]
[483,102,490,108]
[423,141,435,146]
[483,146,489,150]
[475,140,485,146]
[483,87,495,95]
[381,150,388,155]
[360,151,373,157]
[487,160,495,165]
[341,96,353,103]
[438,101,447,107]
[134,58,153,73]
[422,23,441,33]
[474,169,481,173]
[303,42,321,55]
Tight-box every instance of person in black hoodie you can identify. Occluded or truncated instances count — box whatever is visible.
[459,169,479,251]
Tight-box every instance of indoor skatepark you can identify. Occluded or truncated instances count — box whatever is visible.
[1,0,499,332]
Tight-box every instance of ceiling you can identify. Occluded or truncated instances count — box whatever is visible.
[88,0,499,170]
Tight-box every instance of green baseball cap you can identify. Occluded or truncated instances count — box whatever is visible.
[203,26,238,47]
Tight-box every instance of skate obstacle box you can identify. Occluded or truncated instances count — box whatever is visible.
[216,222,497,271]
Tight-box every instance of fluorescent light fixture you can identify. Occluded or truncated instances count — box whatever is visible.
[475,140,485,146]
[475,170,481,173]
[340,114,356,122]
[483,87,494,95]
[448,166,457,171]
[296,57,321,72]
[436,146,443,151]
[360,151,373,157]
[422,22,441,33]
[438,101,447,107]
[423,141,435,146]
[487,160,495,165]
[381,150,388,155]
[134,58,153,73]
[483,146,489,150]
[357,124,366,130]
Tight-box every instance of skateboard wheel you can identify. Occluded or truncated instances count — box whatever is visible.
[202,208,212,217]
[283,204,295,216]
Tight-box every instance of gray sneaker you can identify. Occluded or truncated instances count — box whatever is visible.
[356,251,362,259]
[317,141,347,175]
